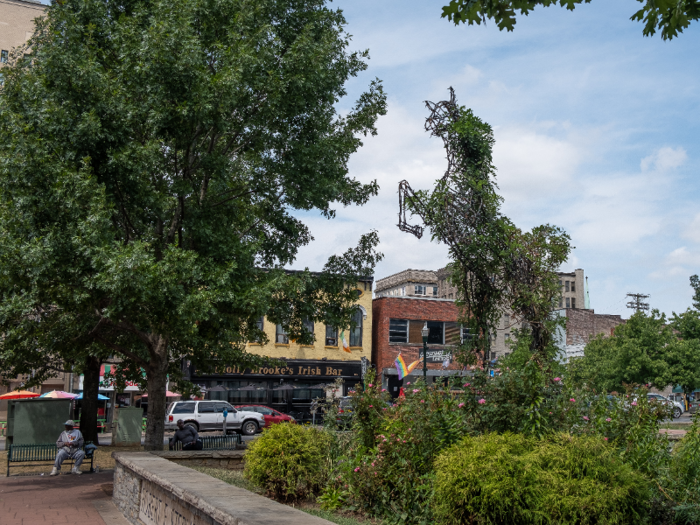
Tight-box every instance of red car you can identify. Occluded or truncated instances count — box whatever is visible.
[234,405,295,427]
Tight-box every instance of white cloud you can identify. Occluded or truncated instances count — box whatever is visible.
[683,213,700,244]
[640,146,687,172]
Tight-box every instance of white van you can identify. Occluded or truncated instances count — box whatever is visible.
[164,401,264,435]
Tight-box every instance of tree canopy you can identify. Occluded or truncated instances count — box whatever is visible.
[0,0,385,449]
[398,89,570,367]
[441,0,700,40]
[569,310,700,394]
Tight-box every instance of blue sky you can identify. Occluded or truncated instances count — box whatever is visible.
[291,0,700,319]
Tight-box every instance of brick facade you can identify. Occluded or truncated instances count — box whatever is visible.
[563,308,625,345]
[372,296,467,391]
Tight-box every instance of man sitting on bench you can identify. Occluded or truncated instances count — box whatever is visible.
[50,420,85,476]
[169,419,202,450]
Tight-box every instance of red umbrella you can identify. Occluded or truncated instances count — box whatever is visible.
[141,391,180,398]
[0,390,41,400]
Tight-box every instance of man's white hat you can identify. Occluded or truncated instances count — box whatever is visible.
[64,420,75,426]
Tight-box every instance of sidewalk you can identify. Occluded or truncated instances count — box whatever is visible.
[0,471,129,525]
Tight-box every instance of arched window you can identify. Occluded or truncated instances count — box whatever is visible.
[349,308,362,347]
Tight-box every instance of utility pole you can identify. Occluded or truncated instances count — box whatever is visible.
[626,293,650,313]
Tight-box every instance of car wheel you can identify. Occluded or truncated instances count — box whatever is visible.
[674,407,682,419]
[185,421,199,431]
[241,420,258,436]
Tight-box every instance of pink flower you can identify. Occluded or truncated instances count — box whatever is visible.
[406,382,411,385]
[606,418,612,422]
[463,383,471,387]
[604,437,608,441]
[478,398,486,405]
[412,389,420,393]
[371,462,375,466]
[369,405,373,408]
[354,467,360,472]
[381,388,387,392]
[583,416,589,421]
[368,384,373,387]
[569,398,576,403]
[420,400,425,403]
[631,401,637,406]
[382,408,387,411]
[553,377,561,382]
[458,403,465,408]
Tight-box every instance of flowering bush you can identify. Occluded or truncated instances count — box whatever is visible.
[325,363,672,524]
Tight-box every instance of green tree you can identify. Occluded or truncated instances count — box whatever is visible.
[568,310,700,393]
[400,90,570,366]
[691,274,700,310]
[441,0,700,40]
[0,0,385,449]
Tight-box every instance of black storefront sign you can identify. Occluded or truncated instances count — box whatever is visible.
[191,360,362,422]
[194,359,361,380]
[419,349,452,363]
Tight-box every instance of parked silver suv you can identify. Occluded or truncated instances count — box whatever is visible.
[164,401,264,435]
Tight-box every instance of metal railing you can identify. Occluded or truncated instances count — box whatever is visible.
[171,434,241,451]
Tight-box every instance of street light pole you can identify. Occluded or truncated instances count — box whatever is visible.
[421,322,429,384]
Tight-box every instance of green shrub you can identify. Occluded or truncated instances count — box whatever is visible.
[433,433,651,525]
[662,415,700,523]
[244,422,333,501]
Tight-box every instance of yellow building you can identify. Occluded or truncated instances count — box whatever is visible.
[0,0,45,81]
[190,277,374,421]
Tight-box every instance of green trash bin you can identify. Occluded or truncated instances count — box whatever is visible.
[112,407,142,446]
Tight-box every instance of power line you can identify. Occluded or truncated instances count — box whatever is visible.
[626,293,650,313]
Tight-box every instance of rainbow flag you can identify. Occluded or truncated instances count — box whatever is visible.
[394,355,421,380]
[395,354,409,379]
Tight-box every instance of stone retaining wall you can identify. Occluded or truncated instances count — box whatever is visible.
[112,451,334,525]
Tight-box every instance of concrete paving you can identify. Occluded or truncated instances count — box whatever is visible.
[0,471,127,525]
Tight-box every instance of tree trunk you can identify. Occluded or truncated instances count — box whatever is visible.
[80,356,101,444]
[144,337,169,451]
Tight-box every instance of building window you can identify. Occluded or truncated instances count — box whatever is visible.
[565,281,570,292]
[571,298,576,309]
[559,279,562,288]
[432,286,438,296]
[389,319,409,343]
[504,314,510,328]
[276,324,289,344]
[325,325,337,346]
[349,308,362,347]
[0,50,8,64]
[460,326,474,345]
[426,321,444,344]
[571,281,576,292]
[256,316,264,331]
[505,333,510,340]
[566,297,570,308]
[415,285,426,295]
[559,297,563,308]
[302,318,314,335]
[448,293,453,299]
[402,287,405,296]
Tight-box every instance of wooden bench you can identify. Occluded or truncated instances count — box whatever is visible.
[6,442,96,477]
[171,434,241,451]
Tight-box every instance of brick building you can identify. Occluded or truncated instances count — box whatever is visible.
[372,296,469,397]
[0,0,45,82]
[554,308,626,361]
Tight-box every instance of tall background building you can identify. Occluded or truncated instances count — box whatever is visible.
[0,0,45,81]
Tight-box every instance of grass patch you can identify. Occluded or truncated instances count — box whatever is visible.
[190,466,380,525]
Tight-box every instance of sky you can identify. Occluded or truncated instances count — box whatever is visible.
[289,0,700,319]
